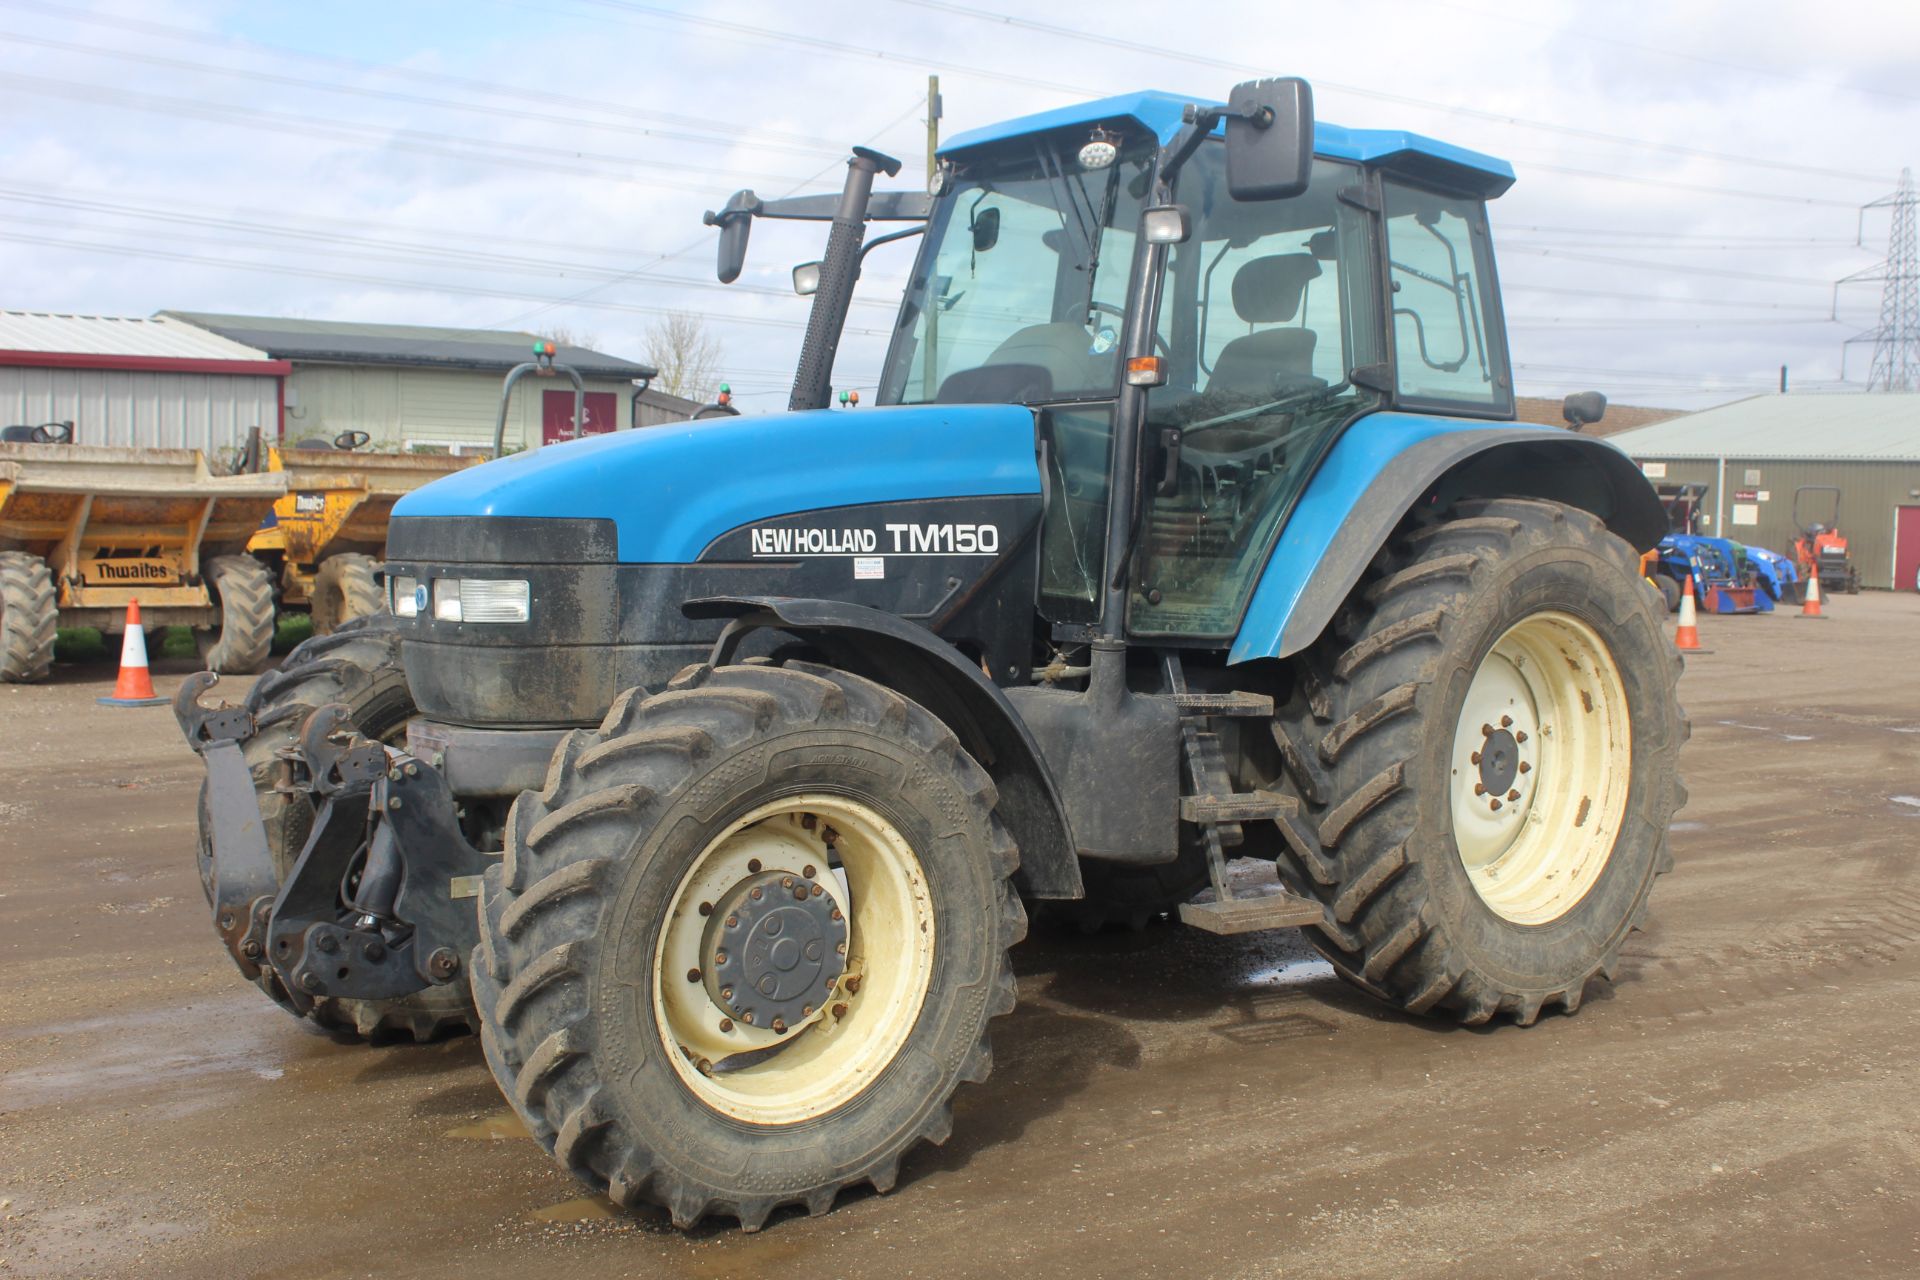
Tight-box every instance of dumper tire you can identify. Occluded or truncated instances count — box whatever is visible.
[1269,498,1686,1026]
[199,554,277,675]
[311,552,384,635]
[1655,574,1681,614]
[0,550,57,683]
[473,661,1024,1231]
[197,614,475,1041]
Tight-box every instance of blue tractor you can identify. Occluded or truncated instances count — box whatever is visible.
[181,81,1685,1230]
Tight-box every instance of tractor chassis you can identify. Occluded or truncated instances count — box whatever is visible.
[175,671,486,1007]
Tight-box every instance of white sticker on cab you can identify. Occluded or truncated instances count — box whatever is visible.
[853,556,885,580]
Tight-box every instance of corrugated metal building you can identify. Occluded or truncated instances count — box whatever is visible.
[0,311,286,454]
[1608,393,1920,590]
[163,312,698,453]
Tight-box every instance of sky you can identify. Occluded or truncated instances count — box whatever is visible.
[3,0,1919,411]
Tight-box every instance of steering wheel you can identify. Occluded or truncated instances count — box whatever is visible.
[32,420,74,444]
[1087,301,1172,358]
[333,429,372,450]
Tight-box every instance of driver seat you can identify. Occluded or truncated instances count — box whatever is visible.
[1206,253,1322,398]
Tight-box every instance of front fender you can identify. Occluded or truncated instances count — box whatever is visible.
[684,595,1082,899]
[1229,414,1663,664]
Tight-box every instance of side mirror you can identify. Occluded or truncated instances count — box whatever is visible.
[1562,390,1607,431]
[971,206,1000,254]
[1225,77,1313,201]
[792,262,823,296]
[704,189,760,284]
[1141,205,1191,244]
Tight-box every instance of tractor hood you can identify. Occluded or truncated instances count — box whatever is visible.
[393,403,1043,562]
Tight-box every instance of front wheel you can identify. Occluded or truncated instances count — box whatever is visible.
[473,661,1024,1230]
[198,554,277,674]
[1271,498,1686,1025]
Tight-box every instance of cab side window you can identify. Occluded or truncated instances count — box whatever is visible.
[1383,181,1506,410]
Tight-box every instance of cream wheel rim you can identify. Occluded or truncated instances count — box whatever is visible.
[1448,610,1632,925]
[651,794,936,1125]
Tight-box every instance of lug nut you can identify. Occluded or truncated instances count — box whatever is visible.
[748,858,763,873]
[803,1004,814,1017]
[833,1003,849,1019]
[696,1058,714,1077]
[836,941,847,955]
[771,1018,787,1034]
[830,908,843,922]
[1515,731,1528,744]
[1490,799,1503,811]
[803,864,817,879]
[781,876,794,889]
[1473,783,1486,796]
[845,974,862,994]
[699,901,713,916]
[726,913,739,928]
[1470,751,1481,765]
[742,1012,755,1025]
[316,933,339,954]
[687,967,702,983]
[1507,790,1521,802]
[1500,715,1513,728]
[719,1018,734,1033]
[750,887,763,901]
[300,972,324,993]
[721,986,734,1000]
[405,762,419,777]
[801,814,817,831]
[240,940,262,960]
[1518,761,1531,774]
[1482,723,1494,737]
[811,884,824,898]
[714,950,728,966]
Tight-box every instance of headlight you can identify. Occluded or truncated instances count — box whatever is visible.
[391,575,419,617]
[425,577,531,623]
[457,578,531,623]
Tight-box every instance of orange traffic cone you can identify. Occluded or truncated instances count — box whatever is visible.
[97,599,170,707]
[1798,567,1826,619]
[1674,575,1708,653]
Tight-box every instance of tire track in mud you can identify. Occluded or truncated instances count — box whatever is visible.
[1614,886,1920,1022]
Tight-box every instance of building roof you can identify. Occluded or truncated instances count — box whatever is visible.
[1606,393,1920,462]
[940,91,1515,196]
[1511,396,1681,438]
[0,310,274,362]
[162,311,658,381]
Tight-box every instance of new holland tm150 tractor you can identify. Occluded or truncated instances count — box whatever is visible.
[181,79,1686,1230]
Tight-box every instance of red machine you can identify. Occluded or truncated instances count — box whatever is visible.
[1789,486,1860,594]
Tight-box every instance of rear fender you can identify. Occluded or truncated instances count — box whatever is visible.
[1229,416,1663,664]
[685,595,1082,899]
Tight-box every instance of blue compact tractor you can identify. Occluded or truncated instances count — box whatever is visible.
[181,81,1685,1230]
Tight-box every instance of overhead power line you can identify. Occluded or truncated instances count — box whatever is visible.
[1837,169,1920,390]
[886,0,1889,186]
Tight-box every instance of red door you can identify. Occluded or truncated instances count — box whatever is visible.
[1895,505,1920,593]
[542,390,618,445]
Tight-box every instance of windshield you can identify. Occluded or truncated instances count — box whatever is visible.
[877,128,1155,406]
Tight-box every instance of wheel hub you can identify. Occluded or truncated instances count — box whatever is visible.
[1477,726,1521,797]
[704,868,846,1030]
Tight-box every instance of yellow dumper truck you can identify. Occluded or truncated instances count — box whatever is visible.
[248,442,478,634]
[0,442,286,680]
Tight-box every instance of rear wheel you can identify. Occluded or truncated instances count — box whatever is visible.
[198,615,475,1041]
[1270,498,1686,1025]
[311,553,383,635]
[474,661,1023,1230]
[198,554,277,674]
[1655,573,1681,614]
[0,551,57,683]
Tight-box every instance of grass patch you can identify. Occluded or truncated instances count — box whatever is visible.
[274,612,314,653]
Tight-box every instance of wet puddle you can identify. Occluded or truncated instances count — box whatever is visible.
[1715,719,1815,742]
[445,1110,532,1141]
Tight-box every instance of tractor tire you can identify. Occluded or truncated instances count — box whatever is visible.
[197,614,475,1041]
[1655,574,1681,614]
[1269,498,1686,1026]
[473,661,1024,1231]
[198,554,277,675]
[310,553,384,635]
[0,550,57,683]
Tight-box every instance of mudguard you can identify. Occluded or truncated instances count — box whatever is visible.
[1229,414,1664,664]
[685,595,1082,899]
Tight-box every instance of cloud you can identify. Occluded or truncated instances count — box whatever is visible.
[2,0,1916,408]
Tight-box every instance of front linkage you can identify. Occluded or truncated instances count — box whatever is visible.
[176,671,484,1008]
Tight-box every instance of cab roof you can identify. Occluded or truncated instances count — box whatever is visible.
[938,89,1516,198]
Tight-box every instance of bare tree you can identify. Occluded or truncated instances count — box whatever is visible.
[641,310,725,400]
[543,324,600,352]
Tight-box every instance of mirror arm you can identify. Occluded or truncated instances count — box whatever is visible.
[1158,100,1272,190]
